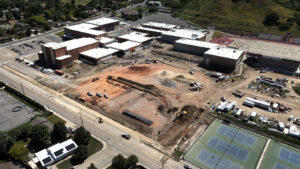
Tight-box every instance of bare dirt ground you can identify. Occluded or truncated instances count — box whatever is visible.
[66,63,216,146]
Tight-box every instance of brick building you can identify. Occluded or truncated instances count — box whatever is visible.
[39,38,99,68]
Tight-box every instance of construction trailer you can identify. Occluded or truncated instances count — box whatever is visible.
[224,101,236,112]
[243,97,270,110]
[250,111,257,120]
[278,122,285,131]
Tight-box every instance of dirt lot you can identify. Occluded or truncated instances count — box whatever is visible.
[66,63,215,146]
[211,68,300,125]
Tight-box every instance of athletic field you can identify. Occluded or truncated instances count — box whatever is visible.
[184,120,267,169]
[260,140,300,169]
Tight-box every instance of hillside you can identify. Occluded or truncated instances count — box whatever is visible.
[164,0,300,36]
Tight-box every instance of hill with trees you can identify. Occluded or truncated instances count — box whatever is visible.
[163,0,300,36]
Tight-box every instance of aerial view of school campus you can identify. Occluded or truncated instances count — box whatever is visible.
[0,0,300,169]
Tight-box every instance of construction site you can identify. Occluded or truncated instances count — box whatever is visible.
[65,62,215,146]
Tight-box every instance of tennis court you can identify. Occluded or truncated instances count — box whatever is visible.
[184,120,267,169]
[260,141,300,169]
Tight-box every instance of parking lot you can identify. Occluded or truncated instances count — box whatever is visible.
[7,35,62,56]
[0,90,38,131]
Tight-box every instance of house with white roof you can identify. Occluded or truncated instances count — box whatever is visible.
[32,139,78,168]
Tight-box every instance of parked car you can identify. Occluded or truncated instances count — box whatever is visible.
[87,92,93,96]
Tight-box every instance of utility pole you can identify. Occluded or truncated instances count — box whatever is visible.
[20,82,25,95]
[80,109,84,128]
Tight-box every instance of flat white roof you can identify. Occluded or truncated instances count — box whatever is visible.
[56,55,72,60]
[106,41,140,51]
[80,48,118,59]
[205,47,244,60]
[163,29,206,39]
[61,37,98,51]
[133,26,165,33]
[86,17,119,26]
[99,37,115,44]
[65,23,106,36]
[118,32,152,43]
[175,38,219,49]
[141,22,177,30]
[43,42,65,50]
[35,149,53,167]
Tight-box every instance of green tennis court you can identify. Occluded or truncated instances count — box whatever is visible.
[184,120,267,169]
[260,140,300,169]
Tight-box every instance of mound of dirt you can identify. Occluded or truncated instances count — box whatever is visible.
[128,66,150,72]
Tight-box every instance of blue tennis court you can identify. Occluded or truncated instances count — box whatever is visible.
[207,137,249,162]
[274,163,291,169]
[197,149,242,169]
[278,148,300,167]
[217,125,256,147]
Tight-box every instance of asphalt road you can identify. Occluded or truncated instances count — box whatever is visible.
[0,66,198,169]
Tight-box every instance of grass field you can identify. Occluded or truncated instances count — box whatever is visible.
[55,31,65,37]
[260,140,300,169]
[168,0,300,36]
[184,120,267,169]
[46,114,66,124]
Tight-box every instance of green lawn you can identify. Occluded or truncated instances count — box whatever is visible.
[87,137,103,156]
[293,86,300,95]
[57,158,72,169]
[47,114,66,124]
[184,120,267,169]
[260,140,300,169]
[56,137,103,169]
[55,31,65,37]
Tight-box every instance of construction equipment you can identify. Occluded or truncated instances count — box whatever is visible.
[92,77,99,82]
[168,106,179,113]
[173,110,188,122]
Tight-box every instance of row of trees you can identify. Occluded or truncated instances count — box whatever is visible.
[0,121,72,164]
[111,154,143,169]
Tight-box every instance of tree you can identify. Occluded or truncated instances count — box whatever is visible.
[70,146,88,165]
[112,154,127,169]
[278,22,291,31]
[88,163,98,169]
[74,127,91,146]
[8,143,29,163]
[263,11,280,26]
[30,124,50,150]
[0,132,14,159]
[120,2,128,8]
[51,122,67,143]
[127,154,138,167]
[149,6,158,13]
